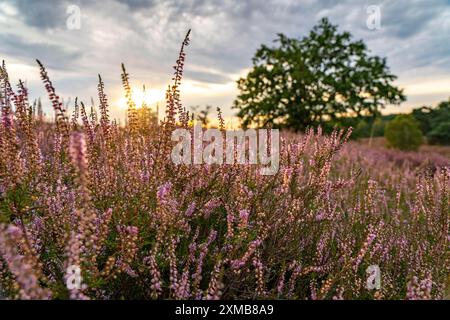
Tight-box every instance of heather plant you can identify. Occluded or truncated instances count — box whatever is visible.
[0,31,449,300]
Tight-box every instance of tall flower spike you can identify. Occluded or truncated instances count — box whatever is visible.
[71,97,80,130]
[79,101,95,145]
[0,60,15,127]
[36,59,69,137]
[165,29,191,131]
[69,131,88,186]
[15,80,29,122]
[217,107,225,131]
[121,63,137,134]
[89,99,97,127]
[97,74,110,135]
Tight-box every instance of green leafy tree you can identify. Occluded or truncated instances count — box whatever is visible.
[385,115,423,151]
[427,121,450,145]
[412,99,450,145]
[412,106,434,134]
[234,18,405,131]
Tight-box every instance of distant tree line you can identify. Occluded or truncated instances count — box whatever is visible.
[351,98,450,147]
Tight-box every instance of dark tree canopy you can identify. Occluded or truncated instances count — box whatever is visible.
[412,99,450,145]
[233,18,406,131]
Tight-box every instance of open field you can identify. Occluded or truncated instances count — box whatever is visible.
[0,14,449,301]
[0,62,448,298]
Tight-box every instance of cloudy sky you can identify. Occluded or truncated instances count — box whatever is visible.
[1,0,450,123]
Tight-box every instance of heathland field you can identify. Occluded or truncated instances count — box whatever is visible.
[0,32,449,300]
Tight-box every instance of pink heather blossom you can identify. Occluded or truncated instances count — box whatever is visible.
[239,209,250,226]
[157,182,172,202]
[185,202,196,217]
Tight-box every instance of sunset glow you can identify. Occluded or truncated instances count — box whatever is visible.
[117,87,165,109]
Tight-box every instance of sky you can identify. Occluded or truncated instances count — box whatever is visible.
[1,0,450,124]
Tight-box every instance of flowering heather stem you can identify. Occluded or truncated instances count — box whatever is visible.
[36,59,69,137]
[0,225,50,299]
[97,74,111,137]
[121,63,137,134]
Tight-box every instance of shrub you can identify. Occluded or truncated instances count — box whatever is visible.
[384,115,424,151]
[353,120,370,139]
[350,118,385,140]
[412,100,450,145]
[372,118,386,137]
[427,121,450,145]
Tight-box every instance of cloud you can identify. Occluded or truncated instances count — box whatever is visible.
[9,0,68,29]
[1,0,449,118]
[187,71,231,84]
[0,33,82,70]
[378,0,445,38]
[116,0,156,10]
